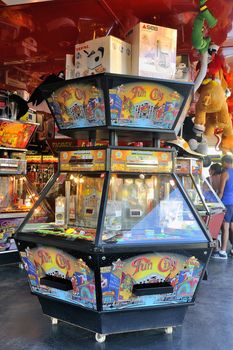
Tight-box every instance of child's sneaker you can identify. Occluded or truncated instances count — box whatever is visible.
[211,251,228,260]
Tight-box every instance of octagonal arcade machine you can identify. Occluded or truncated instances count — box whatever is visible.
[15,73,213,342]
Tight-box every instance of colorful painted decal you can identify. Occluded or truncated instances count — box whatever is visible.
[176,158,202,175]
[109,82,184,129]
[0,217,25,239]
[0,217,24,252]
[20,247,96,309]
[33,225,96,241]
[47,83,106,129]
[111,149,173,173]
[60,149,106,172]
[0,119,36,149]
[101,253,204,310]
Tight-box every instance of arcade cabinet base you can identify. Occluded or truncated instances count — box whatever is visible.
[203,212,225,239]
[37,293,189,337]
[0,250,20,265]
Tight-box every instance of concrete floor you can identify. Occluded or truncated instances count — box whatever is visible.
[0,260,232,350]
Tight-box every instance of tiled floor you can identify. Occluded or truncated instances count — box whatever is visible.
[0,260,232,350]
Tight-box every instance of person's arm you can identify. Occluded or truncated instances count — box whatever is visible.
[218,171,229,199]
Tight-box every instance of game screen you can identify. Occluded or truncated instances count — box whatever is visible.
[109,82,184,129]
[102,174,208,245]
[46,82,106,129]
[22,173,105,242]
[0,119,37,149]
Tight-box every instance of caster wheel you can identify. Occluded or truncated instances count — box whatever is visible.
[95,333,106,343]
[164,326,173,334]
[19,263,24,270]
[51,317,58,325]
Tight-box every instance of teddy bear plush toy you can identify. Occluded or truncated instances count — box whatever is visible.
[195,75,232,137]
[189,49,233,154]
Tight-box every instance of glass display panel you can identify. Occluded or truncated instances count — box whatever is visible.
[46,81,106,129]
[0,175,37,214]
[178,175,206,212]
[109,82,184,129]
[102,174,208,245]
[193,175,225,211]
[22,173,105,242]
[0,175,50,250]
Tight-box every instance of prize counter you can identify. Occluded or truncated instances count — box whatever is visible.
[176,158,225,239]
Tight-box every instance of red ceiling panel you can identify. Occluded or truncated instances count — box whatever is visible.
[0,0,233,91]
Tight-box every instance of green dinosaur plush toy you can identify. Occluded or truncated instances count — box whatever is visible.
[199,1,217,27]
[192,0,218,53]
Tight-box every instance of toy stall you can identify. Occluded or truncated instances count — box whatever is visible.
[15,73,213,342]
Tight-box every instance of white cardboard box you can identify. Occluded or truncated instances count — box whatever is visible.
[126,22,177,79]
[75,36,131,78]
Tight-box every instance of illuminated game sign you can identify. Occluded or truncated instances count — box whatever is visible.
[47,83,106,129]
[109,82,184,129]
[0,119,37,149]
[111,149,173,173]
[60,149,106,171]
[176,158,203,175]
[101,253,203,310]
[20,247,97,308]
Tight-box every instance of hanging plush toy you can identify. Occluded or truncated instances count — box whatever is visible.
[184,0,217,154]
[189,48,233,153]
[192,0,217,54]
[188,1,233,154]
[192,0,218,94]
[183,115,209,155]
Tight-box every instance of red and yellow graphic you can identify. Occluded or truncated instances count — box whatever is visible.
[60,149,106,171]
[29,247,91,279]
[0,120,37,149]
[111,149,173,173]
[176,158,202,175]
[110,82,183,129]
